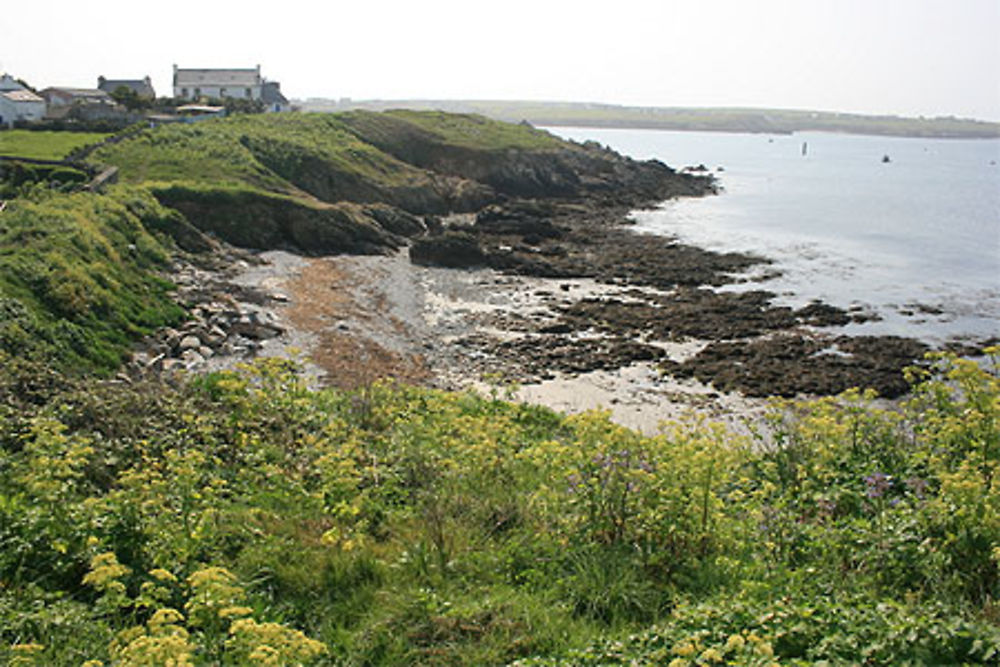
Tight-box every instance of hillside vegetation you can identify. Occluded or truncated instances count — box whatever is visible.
[90,111,616,224]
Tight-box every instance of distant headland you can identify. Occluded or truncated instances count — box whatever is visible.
[300,98,1000,139]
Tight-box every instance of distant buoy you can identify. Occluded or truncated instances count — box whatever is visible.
[801,142,808,156]
[882,154,891,163]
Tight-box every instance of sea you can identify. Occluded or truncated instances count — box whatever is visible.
[547,126,1000,346]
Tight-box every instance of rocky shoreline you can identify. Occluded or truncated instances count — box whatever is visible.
[123,189,993,434]
[112,111,993,428]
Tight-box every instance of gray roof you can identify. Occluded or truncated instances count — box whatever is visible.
[98,77,155,98]
[174,67,262,87]
[42,87,112,99]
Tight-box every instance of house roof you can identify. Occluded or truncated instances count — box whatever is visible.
[42,88,112,100]
[2,90,44,103]
[174,68,262,88]
[98,77,155,98]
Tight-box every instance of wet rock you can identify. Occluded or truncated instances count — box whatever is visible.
[664,333,929,399]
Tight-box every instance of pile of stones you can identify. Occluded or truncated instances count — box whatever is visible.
[128,256,287,376]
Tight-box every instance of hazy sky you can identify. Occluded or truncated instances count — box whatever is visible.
[4,0,999,121]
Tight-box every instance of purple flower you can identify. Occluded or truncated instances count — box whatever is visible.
[864,472,892,499]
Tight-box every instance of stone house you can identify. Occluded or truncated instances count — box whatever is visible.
[97,76,156,99]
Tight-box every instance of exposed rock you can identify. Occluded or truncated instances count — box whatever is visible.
[410,232,491,268]
[178,335,201,351]
[664,334,929,399]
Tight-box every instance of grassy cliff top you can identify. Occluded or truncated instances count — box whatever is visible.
[91,111,574,198]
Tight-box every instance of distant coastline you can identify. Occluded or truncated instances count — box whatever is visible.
[299,98,1000,140]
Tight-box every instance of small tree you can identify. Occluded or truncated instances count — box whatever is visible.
[110,86,149,111]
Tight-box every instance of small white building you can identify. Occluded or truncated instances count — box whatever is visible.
[0,75,46,127]
[173,65,290,111]
[173,65,263,101]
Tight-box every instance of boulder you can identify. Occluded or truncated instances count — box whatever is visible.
[410,232,491,268]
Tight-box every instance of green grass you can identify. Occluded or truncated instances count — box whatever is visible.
[0,130,112,160]
[356,109,569,151]
[93,113,451,196]
[0,186,183,373]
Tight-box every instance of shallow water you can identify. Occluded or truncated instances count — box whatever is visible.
[548,126,1000,345]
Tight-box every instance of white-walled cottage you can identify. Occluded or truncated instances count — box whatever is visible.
[0,89,46,127]
[173,65,263,101]
[0,75,46,127]
[173,65,290,111]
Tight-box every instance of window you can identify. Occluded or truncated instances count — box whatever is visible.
[181,88,188,97]
[194,88,201,97]
[220,88,227,97]
[245,87,252,98]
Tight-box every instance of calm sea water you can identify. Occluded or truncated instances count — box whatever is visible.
[548,126,1000,345]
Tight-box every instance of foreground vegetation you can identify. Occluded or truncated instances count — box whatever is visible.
[0,349,997,664]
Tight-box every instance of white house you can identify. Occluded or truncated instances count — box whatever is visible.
[173,65,263,101]
[173,65,289,111]
[0,75,46,127]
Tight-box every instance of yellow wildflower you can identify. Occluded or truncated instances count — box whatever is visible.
[724,633,746,652]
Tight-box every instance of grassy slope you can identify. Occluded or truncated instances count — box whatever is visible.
[0,187,183,373]
[0,130,112,160]
[91,112,567,203]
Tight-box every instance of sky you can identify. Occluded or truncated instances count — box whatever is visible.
[4,0,999,121]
